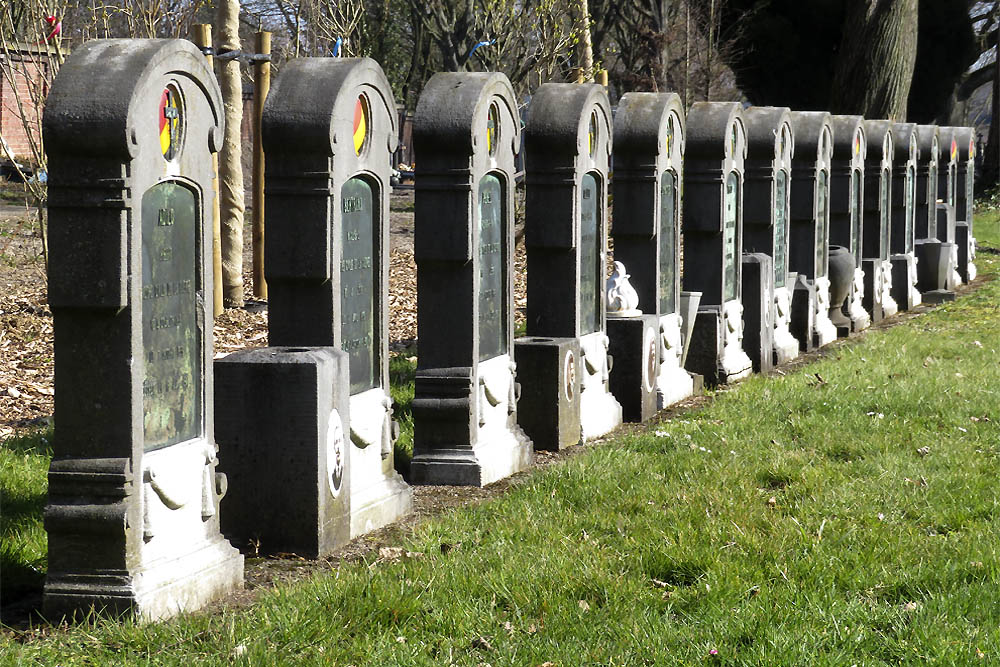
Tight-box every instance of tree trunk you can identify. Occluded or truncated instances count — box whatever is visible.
[578,0,594,79]
[830,0,918,120]
[216,0,245,308]
[985,4,1000,187]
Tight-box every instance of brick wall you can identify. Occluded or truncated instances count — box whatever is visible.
[0,45,52,161]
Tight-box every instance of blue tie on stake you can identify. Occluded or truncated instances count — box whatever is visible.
[332,36,343,57]
[468,39,496,58]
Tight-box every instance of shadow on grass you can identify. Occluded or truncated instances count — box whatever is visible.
[389,352,417,479]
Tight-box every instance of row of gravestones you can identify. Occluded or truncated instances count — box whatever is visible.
[39,40,977,621]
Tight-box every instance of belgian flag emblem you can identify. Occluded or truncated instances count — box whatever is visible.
[353,96,369,156]
[159,87,180,160]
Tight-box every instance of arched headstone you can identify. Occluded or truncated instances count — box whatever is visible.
[517,82,623,446]
[788,111,838,350]
[952,126,977,282]
[889,122,921,310]
[913,125,955,303]
[610,92,694,413]
[936,127,961,291]
[862,120,898,321]
[830,115,871,334]
[43,39,243,620]
[410,72,534,485]
[681,102,753,384]
[214,58,412,556]
[743,106,799,369]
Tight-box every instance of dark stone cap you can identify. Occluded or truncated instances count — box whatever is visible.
[863,119,893,170]
[745,106,793,160]
[831,115,865,163]
[262,57,398,159]
[789,111,833,169]
[916,125,939,166]
[612,91,684,166]
[685,101,745,162]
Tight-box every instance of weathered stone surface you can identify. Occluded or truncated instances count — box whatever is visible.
[862,120,897,321]
[743,106,799,366]
[951,126,977,282]
[788,111,838,348]
[411,72,533,484]
[261,57,412,534]
[215,347,351,558]
[829,115,871,334]
[889,122,921,310]
[517,82,622,441]
[44,39,242,621]
[610,92,693,409]
[682,102,752,384]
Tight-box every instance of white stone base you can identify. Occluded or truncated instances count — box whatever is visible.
[579,331,623,440]
[951,243,963,287]
[772,286,800,364]
[848,267,871,331]
[880,259,898,317]
[656,313,694,407]
[812,276,838,348]
[907,253,922,308]
[348,388,413,538]
[136,440,243,621]
[475,354,534,486]
[721,300,753,382]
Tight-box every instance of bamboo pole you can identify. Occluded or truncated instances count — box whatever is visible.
[192,23,224,318]
[252,31,270,300]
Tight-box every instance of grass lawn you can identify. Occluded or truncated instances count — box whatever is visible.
[2,212,1000,665]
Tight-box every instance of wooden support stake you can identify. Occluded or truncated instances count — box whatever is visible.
[192,23,224,318]
[252,31,271,300]
[596,69,608,88]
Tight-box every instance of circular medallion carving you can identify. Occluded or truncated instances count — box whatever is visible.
[158,84,183,161]
[327,408,345,498]
[564,350,576,403]
[643,326,656,393]
[353,95,370,156]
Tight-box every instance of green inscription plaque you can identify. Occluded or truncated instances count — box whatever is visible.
[880,169,890,260]
[141,181,201,451]
[340,177,377,394]
[851,170,862,260]
[723,172,738,302]
[816,170,829,277]
[580,172,601,335]
[478,173,506,361]
[658,170,677,314]
[967,164,974,224]
[905,166,915,253]
[774,171,788,288]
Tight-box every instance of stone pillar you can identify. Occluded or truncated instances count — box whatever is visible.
[518,82,622,445]
[215,348,351,557]
[935,129,962,293]
[743,106,799,366]
[741,253,775,374]
[830,116,871,335]
[610,92,694,409]
[681,102,753,385]
[788,111,839,347]
[889,122,921,310]
[256,58,412,536]
[43,39,243,621]
[861,120,898,321]
[410,72,534,484]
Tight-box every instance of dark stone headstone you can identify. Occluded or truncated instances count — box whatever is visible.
[889,122,921,310]
[830,115,871,334]
[936,129,962,290]
[231,58,412,541]
[215,348,351,557]
[410,72,533,483]
[43,39,243,620]
[743,106,799,366]
[681,102,753,384]
[610,92,694,409]
[861,120,898,322]
[951,126,977,282]
[788,111,838,348]
[517,82,622,445]
[913,125,954,303]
